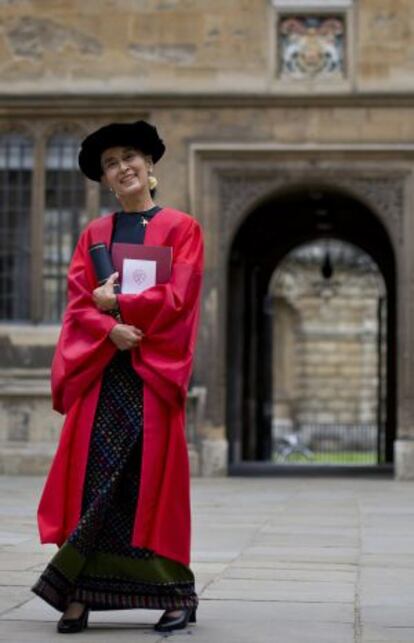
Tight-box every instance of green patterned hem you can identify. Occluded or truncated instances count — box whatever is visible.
[31,542,198,612]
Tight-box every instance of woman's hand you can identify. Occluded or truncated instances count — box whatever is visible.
[109,324,144,350]
[92,272,119,311]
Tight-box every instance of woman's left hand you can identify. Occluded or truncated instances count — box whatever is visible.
[92,272,119,311]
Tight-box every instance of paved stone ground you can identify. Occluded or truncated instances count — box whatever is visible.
[1,475,414,642]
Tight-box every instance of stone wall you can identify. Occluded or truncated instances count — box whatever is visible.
[0,0,266,93]
[0,0,413,94]
[271,242,385,452]
[358,0,414,90]
[0,325,60,474]
[0,325,211,475]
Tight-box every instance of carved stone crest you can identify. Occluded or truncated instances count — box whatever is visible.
[278,15,346,79]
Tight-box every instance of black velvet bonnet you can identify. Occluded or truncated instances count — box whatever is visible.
[78,120,166,182]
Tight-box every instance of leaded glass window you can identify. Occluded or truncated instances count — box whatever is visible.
[0,133,33,320]
[43,133,87,322]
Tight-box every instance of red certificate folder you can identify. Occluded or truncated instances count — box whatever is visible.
[111,243,173,286]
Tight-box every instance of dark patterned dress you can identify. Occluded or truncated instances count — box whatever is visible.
[31,206,198,612]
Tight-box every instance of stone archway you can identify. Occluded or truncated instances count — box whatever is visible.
[226,187,396,471]
[190,144,414,478]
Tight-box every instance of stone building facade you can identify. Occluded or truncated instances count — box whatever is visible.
[1,0,414,477]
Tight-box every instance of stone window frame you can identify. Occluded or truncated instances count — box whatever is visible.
[268,0,355,92]
[0,119,102,324]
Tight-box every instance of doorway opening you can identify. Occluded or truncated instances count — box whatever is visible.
[226,186,396,474]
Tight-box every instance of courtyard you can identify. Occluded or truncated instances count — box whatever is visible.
[0,474,413,642]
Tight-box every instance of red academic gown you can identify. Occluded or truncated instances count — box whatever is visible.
[37,207,204,567]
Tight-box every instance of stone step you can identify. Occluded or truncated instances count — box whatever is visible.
[0,443,55,475]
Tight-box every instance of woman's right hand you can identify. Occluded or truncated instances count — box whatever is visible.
[109,324,144,350]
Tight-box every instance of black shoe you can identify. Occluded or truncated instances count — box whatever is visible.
[57,605,90,634]
[153,607,197,632]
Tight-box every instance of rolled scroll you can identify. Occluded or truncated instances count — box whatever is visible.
[88,242,121,321]
[88,242,121,294]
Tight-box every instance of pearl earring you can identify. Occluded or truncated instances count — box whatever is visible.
[148,175,158,190]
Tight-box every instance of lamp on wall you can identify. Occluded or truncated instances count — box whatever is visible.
[321,244,334,280]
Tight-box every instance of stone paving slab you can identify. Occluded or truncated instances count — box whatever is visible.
[201,577,355,602]
[1,475,414,642]
[221,565,356,582]
[362,567,414,583]
[239,545,360,564]
[0,571,39,586]
[362,624,414,642]
[361,604,414,627]
[0,618,165,643]
[3,599,355,643]
[361,553,414,568]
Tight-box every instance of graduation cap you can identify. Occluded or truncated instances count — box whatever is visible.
[78,120,165,182]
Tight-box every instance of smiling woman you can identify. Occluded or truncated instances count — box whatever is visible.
[31,120,204,635]
[101,146,155,197]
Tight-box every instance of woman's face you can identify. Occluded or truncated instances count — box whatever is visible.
[100,145,153,197]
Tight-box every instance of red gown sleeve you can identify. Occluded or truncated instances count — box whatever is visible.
[51,228,118,415]
[116,217,204,407]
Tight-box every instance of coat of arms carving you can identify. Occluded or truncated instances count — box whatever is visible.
[279,15,345,79]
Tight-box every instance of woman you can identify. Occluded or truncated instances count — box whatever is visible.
[31,120,204,634]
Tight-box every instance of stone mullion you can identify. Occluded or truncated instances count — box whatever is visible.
[30,130,46,324]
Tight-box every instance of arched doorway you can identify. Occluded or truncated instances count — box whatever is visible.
[226,185,396,473]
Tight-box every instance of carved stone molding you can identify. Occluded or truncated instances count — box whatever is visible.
[190,147,414,433]
[217,170,406,249]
